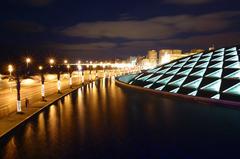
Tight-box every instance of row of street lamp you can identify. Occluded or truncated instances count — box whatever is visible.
[6,57,137,113]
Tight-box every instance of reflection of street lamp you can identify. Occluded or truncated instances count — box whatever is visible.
[39,66,46,101]
[8,64,13,78]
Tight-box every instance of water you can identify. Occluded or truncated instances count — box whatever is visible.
[1,78,240,159]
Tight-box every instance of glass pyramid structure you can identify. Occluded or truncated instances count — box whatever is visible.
[118,46,240,104]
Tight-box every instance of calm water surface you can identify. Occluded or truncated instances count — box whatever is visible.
[0,78,240,159]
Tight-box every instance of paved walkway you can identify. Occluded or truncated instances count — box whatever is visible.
[0,82,87,138]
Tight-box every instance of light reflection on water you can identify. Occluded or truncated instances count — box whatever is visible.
[1,78,240,159]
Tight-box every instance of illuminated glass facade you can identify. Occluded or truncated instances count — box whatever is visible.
[119,46,240,103]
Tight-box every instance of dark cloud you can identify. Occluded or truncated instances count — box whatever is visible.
[51,42,117,51]
[25,0,54,6]
[2,20,45,33]
[62,11,240,40]
[164,0,216,5]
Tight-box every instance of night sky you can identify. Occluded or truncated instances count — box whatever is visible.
[0,0,239,63]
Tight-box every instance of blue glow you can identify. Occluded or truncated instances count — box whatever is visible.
[205,69,222,78]
[138,74,153,81]
[183,78,202,89]
[177,68,193,75]
[156,75,174,84]
[190,69,206,77]
[168,76,187,87]
[183,62,197,68]
[195,62,209,68]
[209,62,223,68]
[147,75,163,82]
[224,62,240,69]
[200,79,221,92]
[223,83,240,95]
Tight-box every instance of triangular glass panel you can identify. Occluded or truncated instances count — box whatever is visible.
[177,68,193,75]
[170,88,179,93]
[183,78,202,89]
[173,62,186,68]
[223,83,240,95]
[224,62,240,69]
[213,51,224,57]
[202,52,213,57]
[135,73,144,79]
[192,53,202,57]
[188,57,200,62]
[226,47,237,52]
[138,74,153,81]
[147,67,161,73]
[211,56,224,62]
[144,83,153,88]
[147,74,163,82]
[224,70,240,79]
[157,67,171,74]
[209,62,223,68]
[168,76,187,87]
[179,57,190,62]
[166,68,181,75]
[155,85,165,91]
[199,56,211,62]
[205,69,222,78]
[129,81,133,84]
[156,75,174,84]
[164,62,176,68]
[211,94,220,99]
[188,90,197,96]
[225,55,239,62]
[190,68,206,77]
[195,62,209,68]
[215,48,225,52]
[183,62,197,68]
[225,51,238,56]
[200,79,221,92]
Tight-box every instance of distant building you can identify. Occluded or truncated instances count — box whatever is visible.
[159,49,184,65]
[190,49,204,53]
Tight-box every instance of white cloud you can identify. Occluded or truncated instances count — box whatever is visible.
[62,11,240,40]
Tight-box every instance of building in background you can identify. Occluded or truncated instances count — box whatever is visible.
[147,50,158,67]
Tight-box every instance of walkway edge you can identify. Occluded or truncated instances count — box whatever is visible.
[0,83,85,139]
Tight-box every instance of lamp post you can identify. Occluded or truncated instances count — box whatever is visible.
[26,58,31,76]
[77,64,82,84]
[49,58,55,68]
[39,66,46,101]
[67,64,73,88]
[16,73,22,113]
[8,64,13,79]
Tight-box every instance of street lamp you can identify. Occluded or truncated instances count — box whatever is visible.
[26,58,31,68]
[64,59,68,64]
[8,64,13,78]
[77,65,83,83]
[49,58,55,68]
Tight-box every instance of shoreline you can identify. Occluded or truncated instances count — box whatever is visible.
[0,81,90,139]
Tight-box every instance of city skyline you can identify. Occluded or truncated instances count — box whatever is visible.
[0,0,239,63]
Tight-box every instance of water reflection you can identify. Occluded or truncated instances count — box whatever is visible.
[1,78,240,159]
